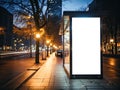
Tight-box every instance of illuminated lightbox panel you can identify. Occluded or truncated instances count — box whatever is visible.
[71,17,102,78]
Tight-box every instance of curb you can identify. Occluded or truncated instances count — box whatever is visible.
[102,54,120,58]
[1,64,41,90]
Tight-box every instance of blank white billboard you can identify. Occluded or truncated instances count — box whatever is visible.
[72,17,101,75]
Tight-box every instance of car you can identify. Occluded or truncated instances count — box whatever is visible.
[55,50,63,57]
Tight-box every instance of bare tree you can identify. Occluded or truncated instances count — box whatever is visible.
[0,0,48,32]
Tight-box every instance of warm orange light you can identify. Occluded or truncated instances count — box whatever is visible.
[27,16,31,19]
[0,27,5,34]
[36,33,40,39]
[109,58,115,66]
[40,28,45,35]
[50,43,52,46]
[110,39,114,43]
[0,27,5,31]
[53,45,57,49]
[46,40,50,44]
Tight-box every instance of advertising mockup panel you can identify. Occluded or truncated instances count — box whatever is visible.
[63,11,102,79]
[72,17,101,76]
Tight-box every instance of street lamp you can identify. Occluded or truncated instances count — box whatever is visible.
[110,39,114,43]
[46,40,50,57]
[110,38,114,54]
[50,43,53,54]
[36,33,40,39]
[35,33,40,63]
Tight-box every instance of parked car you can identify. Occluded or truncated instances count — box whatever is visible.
[55,49,63,57]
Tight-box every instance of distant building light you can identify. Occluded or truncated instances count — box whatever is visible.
[86,7,89,11]
[21,43,24,45]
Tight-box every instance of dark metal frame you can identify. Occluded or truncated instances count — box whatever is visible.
[63,11,103,79]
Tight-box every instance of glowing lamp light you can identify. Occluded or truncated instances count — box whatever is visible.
[53,45,57,49]
[110,39,114,43]
[46,40,50,44]
[50,43,53,46]
[36,33,40,39]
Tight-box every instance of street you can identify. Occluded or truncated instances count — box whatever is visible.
[0,52,42,87]
[0,53,120,89]
[103,56,120,85]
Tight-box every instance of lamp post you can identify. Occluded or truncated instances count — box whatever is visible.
[46,40,50,57]
[35,33,40,63]
[50,43,52,54]
[110,39,114,54]
[30,33,32,57]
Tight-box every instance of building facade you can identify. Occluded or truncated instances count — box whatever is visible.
[88,0,120,54]
[0,6,13,51]
[47,0,62,46]
[88,0,119,12]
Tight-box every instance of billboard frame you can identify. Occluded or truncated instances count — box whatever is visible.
[63,11,103,79]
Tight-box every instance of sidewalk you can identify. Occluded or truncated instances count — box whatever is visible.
[19,53,120,90]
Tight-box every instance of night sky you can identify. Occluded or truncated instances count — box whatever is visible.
[0,0,93,14]
[62,0,93,12]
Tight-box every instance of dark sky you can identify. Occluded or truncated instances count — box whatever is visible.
[62,0,93,12]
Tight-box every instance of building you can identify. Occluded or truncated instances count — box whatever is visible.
[88,0,119,12]
[47,0,62,46]
[0,6,13,51]
[47,0,62,19]
[88,0,120,54]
